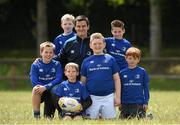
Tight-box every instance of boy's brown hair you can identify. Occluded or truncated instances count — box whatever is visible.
[40,41,55,54]
[111,20,125,30]
[125,47,141,59]
[65,62,79,72]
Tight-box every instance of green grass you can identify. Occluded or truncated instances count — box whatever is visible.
[1,78,180,124]
[0,91,180,124]
[1,77,180,91]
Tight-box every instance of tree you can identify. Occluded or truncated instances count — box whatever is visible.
[37,0,48,56]
[149,0,162,57]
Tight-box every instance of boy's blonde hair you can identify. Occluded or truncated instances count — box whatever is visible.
[90,33,104,42]
[111,20,125,30]
[40,41,55,54]
[61,14,75,24]
[126,47,141,59]
[65,62,79,72]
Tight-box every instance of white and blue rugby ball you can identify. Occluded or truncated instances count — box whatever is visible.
[58,97,82,112]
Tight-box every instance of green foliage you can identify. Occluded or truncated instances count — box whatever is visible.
[107,0,125,5]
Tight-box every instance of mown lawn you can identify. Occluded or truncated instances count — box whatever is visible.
[0,90,180,124]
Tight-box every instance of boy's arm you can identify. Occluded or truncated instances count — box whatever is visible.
[143,70,150,105]
[44,63,62,90]
[113,72,121,106]
[53,37,61,56]
[80,76,87,84]
[29,64,42,87]
[81,96,92,112]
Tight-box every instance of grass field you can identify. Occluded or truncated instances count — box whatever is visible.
[0,90,180,124]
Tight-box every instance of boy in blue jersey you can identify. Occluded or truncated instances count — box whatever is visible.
[119,47,149,119]
[30,41,62,119]
[105,20,132,71]
[53,14,76,57]
[81,33,121,119]
[53,62,92,120]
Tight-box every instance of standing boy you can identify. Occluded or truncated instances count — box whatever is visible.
[53,14,76,57]
[56,15,93,77]
[30,41,62,118]
[81,33,121,119]
[105,20,132,71]
[120,47,149,119]
[53,62,92,120]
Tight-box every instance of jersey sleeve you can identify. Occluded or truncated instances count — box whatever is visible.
[111,57,120,74]
[53,83,63,98]
[29,63,41,87]
[81,84,90,100]
[143,69,150,105]
[53,36,61,56]
[80,60,87,77]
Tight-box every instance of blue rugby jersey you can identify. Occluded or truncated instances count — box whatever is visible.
[120,66,150,105]
[53,32,76,56]
[53,80,90,103]
[29,59,62,90]
[105,37,132,70]
[81,54,119,96]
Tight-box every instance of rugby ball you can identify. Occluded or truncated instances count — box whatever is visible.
[58,97,82,112]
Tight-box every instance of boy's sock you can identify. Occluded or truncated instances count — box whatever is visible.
[33,111,40,119]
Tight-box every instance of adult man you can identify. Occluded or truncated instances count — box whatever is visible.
[57,15,93,79]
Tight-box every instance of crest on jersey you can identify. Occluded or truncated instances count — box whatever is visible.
[51,68,55,73]
[87,51,91,56]
[135,74,140,79]
[75,89,79,93]
[59,41,62,45]
[103,59,108,63]
[71,50,75,54]
[122,47,126,52]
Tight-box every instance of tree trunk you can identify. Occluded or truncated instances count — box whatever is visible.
[149,0,162,57]
[37,0,48,56]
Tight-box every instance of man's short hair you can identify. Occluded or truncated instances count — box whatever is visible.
[75,15,89,26]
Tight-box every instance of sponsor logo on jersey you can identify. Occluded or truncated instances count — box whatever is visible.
[111,43,115,47]
[46,74,50,77]
[90,61,94,64]
[39,69,43,72]
[123,75,127,78]
[97,64,101,67]
[129,80,134,83]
